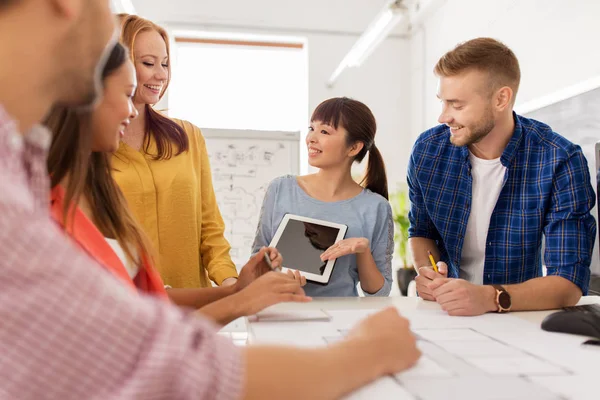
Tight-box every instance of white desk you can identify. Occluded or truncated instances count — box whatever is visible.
[244,295,600,324]
[224,296,600,400]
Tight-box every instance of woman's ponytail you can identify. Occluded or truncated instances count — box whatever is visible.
[362,144,388,200]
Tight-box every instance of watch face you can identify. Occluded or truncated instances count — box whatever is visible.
[498,291,511,309]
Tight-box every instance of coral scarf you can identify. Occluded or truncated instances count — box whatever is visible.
[50,185,168,299]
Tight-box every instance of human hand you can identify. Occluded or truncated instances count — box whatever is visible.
[236,247,283,291]
[286,269,307,286]
[234,272,311,316]
[348,307,421,375]
[430,278,497,316]
[415,261,448,301]
[320,238,370,261]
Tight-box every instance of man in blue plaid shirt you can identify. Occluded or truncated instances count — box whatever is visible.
[408,38,596,316]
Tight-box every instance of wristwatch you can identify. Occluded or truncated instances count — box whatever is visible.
[492,285,512,313]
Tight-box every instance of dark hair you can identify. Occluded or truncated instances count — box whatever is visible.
[119,13,189,160]
[0,0,16,9]
[101,42,127,79]
[45,42,154,268]
[311,97,388,200]
[435,37,521,99]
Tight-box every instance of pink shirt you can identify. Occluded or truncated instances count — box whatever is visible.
[0,105,243,400]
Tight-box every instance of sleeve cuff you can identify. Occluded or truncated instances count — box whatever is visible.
[209,265,239,286]
[408,232,437,240]
[362,279,392,297]
[546,265,591,295]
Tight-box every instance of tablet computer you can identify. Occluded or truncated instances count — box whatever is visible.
[268,214,347,284]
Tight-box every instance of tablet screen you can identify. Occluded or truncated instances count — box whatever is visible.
[276,219,341,275]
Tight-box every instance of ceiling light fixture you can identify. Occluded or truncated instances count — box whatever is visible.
[327,0,408,87]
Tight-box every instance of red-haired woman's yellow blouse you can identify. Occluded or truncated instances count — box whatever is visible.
[112,119,238,288]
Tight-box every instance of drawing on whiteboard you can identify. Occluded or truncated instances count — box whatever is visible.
[211,142,286,178]
[203,130,299,268]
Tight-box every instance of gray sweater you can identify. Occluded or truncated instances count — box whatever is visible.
[252,175,393,297]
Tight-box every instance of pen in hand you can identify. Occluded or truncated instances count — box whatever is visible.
[427,250,439,274]
[264,251,282,272]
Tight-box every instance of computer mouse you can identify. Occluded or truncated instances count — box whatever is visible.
[541,309,600,338]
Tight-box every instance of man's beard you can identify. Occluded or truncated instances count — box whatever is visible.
[450,111,495,147]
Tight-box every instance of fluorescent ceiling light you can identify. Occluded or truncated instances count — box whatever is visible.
[327,0,407,87]
[111,0,136,14]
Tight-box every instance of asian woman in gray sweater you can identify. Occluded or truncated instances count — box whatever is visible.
[253,97,393,297]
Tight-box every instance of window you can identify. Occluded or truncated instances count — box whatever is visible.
[169,35,308,133]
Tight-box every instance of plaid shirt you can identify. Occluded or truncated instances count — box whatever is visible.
[408,113,596,294]
[0,105,243,400]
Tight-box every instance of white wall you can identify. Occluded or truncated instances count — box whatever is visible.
[134,0,413,187]
[306,33,411,191]
[160,22,412,190]
[410,0,600,136]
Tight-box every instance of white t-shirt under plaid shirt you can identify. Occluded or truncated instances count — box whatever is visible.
[0,105,243,400]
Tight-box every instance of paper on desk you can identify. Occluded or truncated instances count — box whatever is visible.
[220,317,247,333]
[249,303,600,399]
[251,308,331,322]
[402,376,560,400]
[531,376,599,400]
[249,321,338,347]
[343,377,415,400]
[327,308,537,332]
[465,356,566,376]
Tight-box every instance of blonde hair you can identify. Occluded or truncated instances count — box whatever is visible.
[434,37,520,99]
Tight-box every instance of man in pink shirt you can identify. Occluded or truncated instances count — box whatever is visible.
[0,1,420,399]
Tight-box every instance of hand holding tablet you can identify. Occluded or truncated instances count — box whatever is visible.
[262,251,307,286]
[320,237,370,261]
[268,214,347,284]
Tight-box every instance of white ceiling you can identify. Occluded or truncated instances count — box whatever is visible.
[131,0,404,35]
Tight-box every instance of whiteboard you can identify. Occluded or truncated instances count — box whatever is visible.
[524,87,600,275]
[202,128,300,269]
